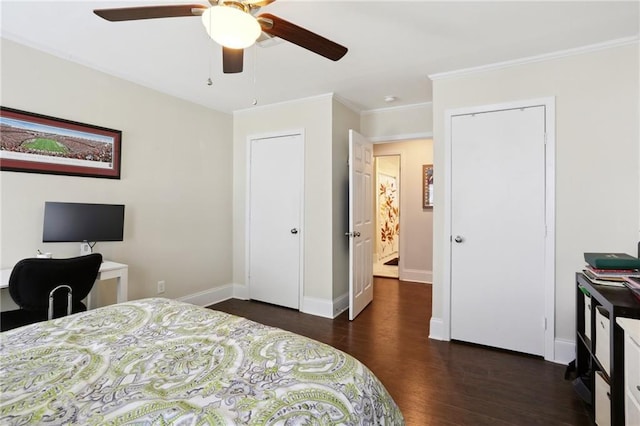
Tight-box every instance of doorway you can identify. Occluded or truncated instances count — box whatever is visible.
[373,155,400,279]
[372,139,434,284]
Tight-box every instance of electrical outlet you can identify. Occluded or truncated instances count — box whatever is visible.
[157,280,165,294]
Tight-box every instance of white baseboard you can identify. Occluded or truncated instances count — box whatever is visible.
[553,338,575,365]
[232,283,249,300]
[218,285,347,319]
[300,293,349,319]
[178,284,234,307]
[429,316,446,340]
[427,316,574,363]
[332,292,349,318]
[180,286,345,320]
[301,296,334,319]
[400,268,432,284]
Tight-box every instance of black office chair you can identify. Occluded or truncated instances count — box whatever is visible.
[0,253,102,332]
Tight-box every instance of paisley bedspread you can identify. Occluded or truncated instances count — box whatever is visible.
[0,298,404,425]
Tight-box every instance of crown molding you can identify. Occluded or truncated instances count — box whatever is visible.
[429,36,640,81]
[332,94,363,114]
[233,92,333,115]
[233,92,363,115]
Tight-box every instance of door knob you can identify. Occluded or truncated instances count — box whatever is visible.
[354,231,361,237]
[291,228,298,234]
[454,235,463,243]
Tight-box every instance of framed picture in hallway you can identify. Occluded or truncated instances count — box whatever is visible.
[423,164,433,209]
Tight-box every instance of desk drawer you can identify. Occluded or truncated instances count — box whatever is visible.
[595,306,610,376]
[595,370,611,426]
[626,393,640,426]
[584,293,592,340]
[625,330,640,413]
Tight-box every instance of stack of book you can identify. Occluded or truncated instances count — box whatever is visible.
[582,252,640,287]
[624,277,640,302]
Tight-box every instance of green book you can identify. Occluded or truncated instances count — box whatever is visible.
[584,252,640,269]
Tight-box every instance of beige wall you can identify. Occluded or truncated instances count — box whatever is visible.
[232,95,334,301]
[0,40,234,306]
[431,43,640,342]
[361,103,433,140]
[374,140,434,282]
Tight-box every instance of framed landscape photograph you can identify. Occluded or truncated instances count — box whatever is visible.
[0,107,122,179]
[423,164,433,209]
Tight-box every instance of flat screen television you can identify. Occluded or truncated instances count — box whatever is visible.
[43,201,125,243]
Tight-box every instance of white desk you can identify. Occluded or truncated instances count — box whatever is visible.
[0,261,128,310]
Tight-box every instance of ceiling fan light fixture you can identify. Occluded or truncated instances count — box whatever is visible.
[202,6,261,49]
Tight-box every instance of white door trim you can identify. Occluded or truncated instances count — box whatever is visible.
[442,97,556,361]
[245,129,306,310]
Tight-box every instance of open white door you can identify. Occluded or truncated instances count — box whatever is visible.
[348,129,374,320]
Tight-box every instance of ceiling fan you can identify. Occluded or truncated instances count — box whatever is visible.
[93,0,348,74]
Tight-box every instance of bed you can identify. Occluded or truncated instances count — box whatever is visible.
[0,298,404,425]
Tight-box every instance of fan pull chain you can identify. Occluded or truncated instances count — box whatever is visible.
[252,44,258,105]
[206,9,213,87]
[207,48,212,85]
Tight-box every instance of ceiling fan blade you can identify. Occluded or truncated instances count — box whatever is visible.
[94,4,207,22]
[258,13,347,61]
[223,47,244,73]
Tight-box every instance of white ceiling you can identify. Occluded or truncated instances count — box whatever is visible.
[1,1,638,114]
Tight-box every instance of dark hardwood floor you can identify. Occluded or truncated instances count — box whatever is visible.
[209,277,592,426]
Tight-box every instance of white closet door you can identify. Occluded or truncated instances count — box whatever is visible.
[249,133,303,309]
[450,106,546,356]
